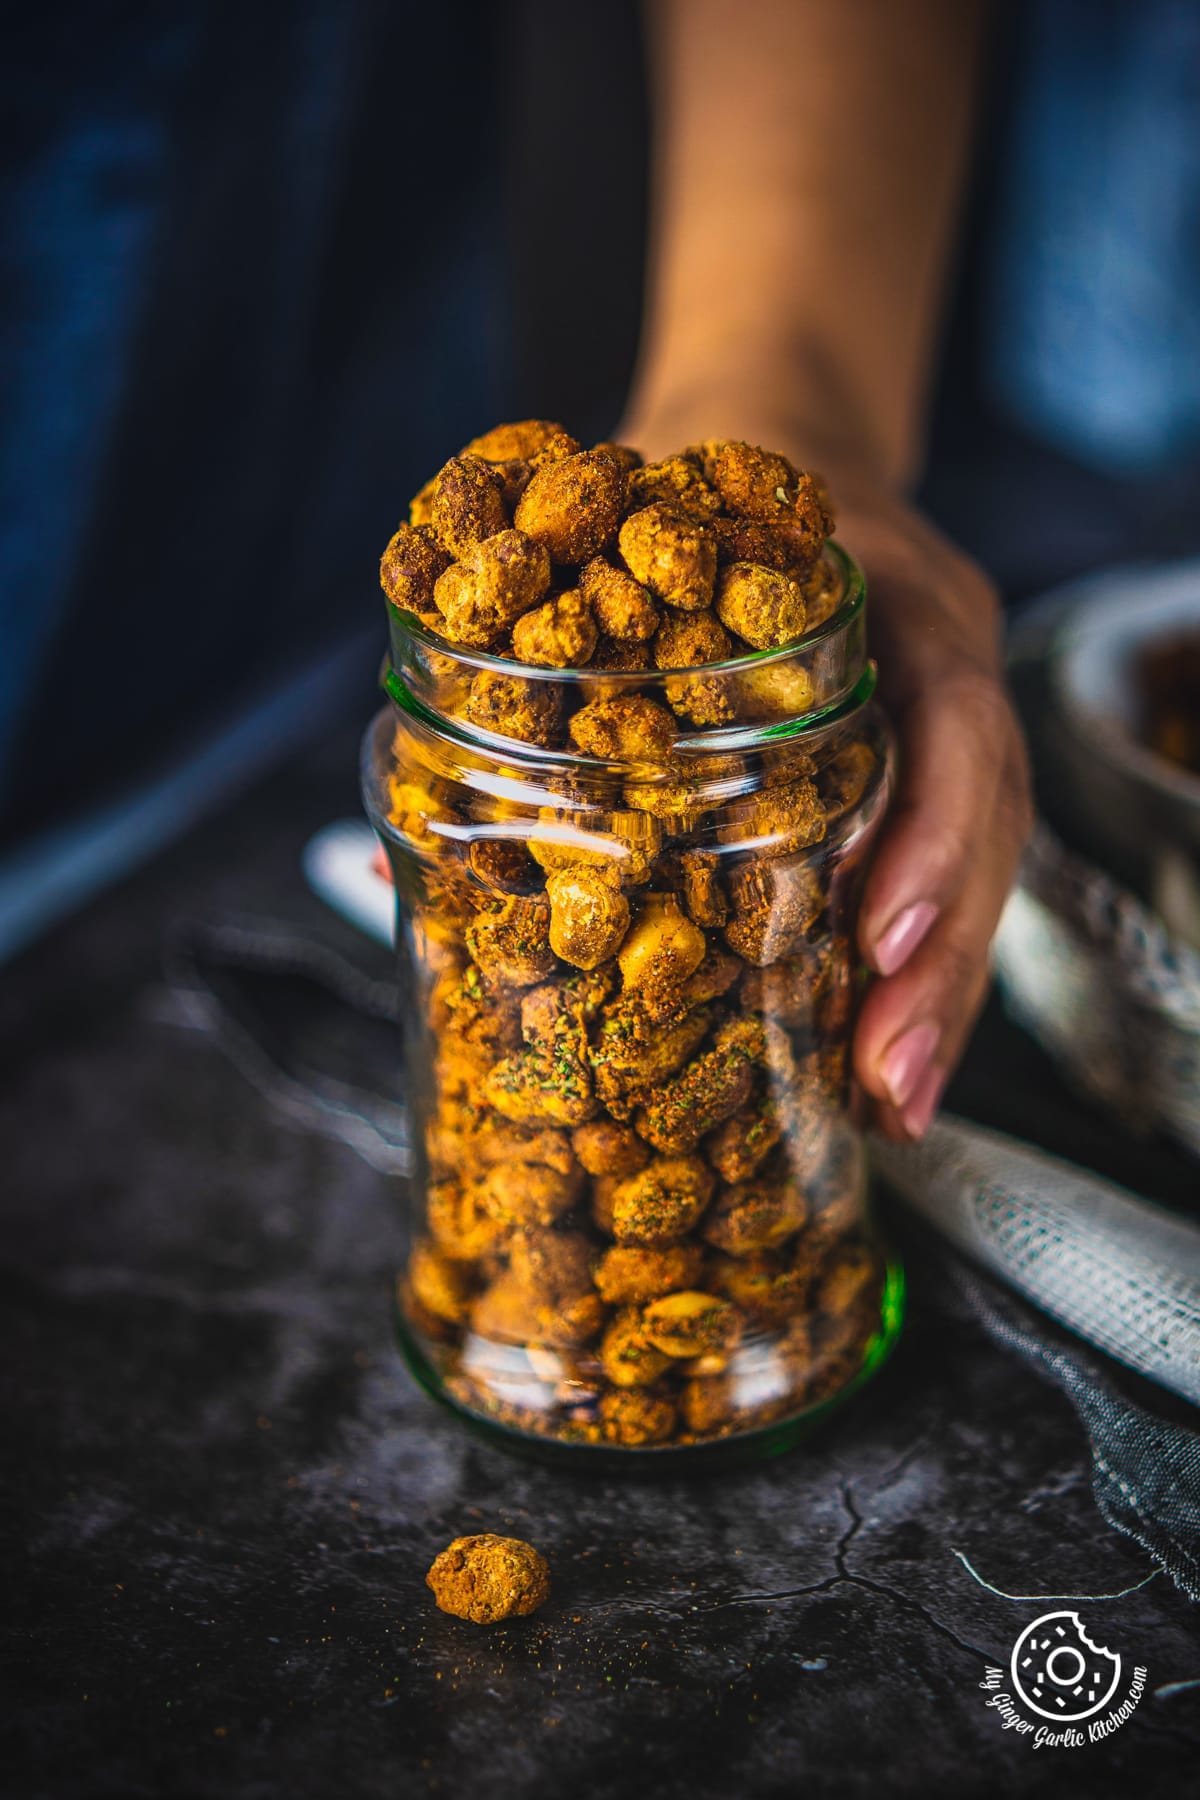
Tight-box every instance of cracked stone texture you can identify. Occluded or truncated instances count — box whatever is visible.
[2,714,1198,1799]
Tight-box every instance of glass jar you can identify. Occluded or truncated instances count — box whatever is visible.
[362,540,904,1468]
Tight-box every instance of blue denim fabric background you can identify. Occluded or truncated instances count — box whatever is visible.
[0,0,1197,883]
[0,0,509,849]
[985,0,1200,479]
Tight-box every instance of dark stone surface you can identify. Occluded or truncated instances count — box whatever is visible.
[2,712,1198,1799]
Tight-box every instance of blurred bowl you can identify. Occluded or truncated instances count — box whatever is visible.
[1050,562,1200,856]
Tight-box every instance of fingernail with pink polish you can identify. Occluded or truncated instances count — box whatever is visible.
[879,1021,939,1111]
[903,1061,946,1140]
[874,901,938,977]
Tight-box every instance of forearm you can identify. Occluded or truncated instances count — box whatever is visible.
[626,0,990,491]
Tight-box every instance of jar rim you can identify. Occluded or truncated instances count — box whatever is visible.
[379,538,874,773]
[387,539,864,685]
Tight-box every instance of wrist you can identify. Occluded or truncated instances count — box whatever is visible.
[618,364,903,497]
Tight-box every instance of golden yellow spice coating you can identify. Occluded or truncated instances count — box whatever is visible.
[652,609,736,726]
[396,425,842,701]
[408,472,438,528]
[529,428,584,467]
[627,455,722,522]
[590,1173,620,1234]
[739,947,830,1026]
[610,1154,715,1246]
[591,440,643,474]
[544,865,630,969]
[710,442,834,548]
[474,1159,581,1229]
[658,604,734,669]
[715,562,808,650]
[701,1176,808,1256]
[426,1534,551,1624]
[634,944,742,1027]
[735,659,817,723]
[465,669,562,747]
[599,1308,672,1388]
[465,895,556,988]
[520,967,614,1044]
[724,859,826,965]
[511,589,598,668]
[485,983,599,1125]
[469,1269,537,1342]
[539,1287,608,1349]
[679,851,728,928]
[484,1044,596,1127]
[598,1386,677,1446]
[589,1002,713,1119]
[463,419,573,464]
[471,1117,576,1174]
[433,528,550,647]
[802,551,844,628]
[435,963,523,1056]
[380,521,451,618]
[381,423,890,1452]
[568,694,677,762]
[505,1229,607,1347]
[618,504,717,612]
[508,1227,594,1295]
[514,450,627,565]
[706,1249,808,1325]
[705,1092,783,1183]
[634,1017,761,1153]
[408,1239,476,1324]
[571,1118,650,1178]
[641,1290,741,1358]
[591,634,656,672]
[579,556,661,641]
[677,1372,740,1435]
[467,836,539,895]
[425,1092,482,1165]
[527,806,659,884]
[617,891,706,994]
[386,776,457,847]
[711,514,816,575]
[594,1242,704,1305]
[817,1240,879,1319]
[428,455,510,558]
[821,739,878,821]
[427,1177,504,1261]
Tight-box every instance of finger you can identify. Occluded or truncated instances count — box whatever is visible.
[859,669,1019,977]
[866,955,991,1143]
[853,804,1022,1136]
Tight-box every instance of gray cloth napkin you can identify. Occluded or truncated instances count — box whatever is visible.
[876,1121,1200,1602]
[946,1253,1200,1604]
[161,913,1200,1603]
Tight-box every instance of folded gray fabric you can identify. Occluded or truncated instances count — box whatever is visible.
[873,1117,1200,1405]
[875,1119,1200,1601]
[927,1240,1200,1604]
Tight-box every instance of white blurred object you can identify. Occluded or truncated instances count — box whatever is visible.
[873,1115,1200,1405]
[302,819,395,948]
[993,824,1200,1155]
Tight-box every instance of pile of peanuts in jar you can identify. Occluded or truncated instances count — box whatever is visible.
[377,421,894,1450]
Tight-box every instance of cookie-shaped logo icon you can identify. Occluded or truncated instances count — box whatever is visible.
[1010,1610,1122,1722]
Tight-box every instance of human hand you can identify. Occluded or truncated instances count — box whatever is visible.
[832,476,1033,1140]
[615,412,1032,1140]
